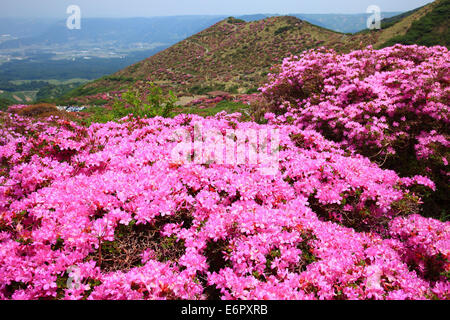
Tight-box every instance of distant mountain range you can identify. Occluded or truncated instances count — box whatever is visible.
[240,13,403,33]
[0,12,404,50]
[0,18,57,38]
[0,16,225,49]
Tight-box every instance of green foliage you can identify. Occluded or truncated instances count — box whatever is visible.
[103,76,135,82]
[35,82,86,102]
[382,0,450,48]
[188,83,226,95]
[83,83,177,124]
[246,87,260,94]
[227,85,240,94]
[0,90,36,105]
[384,144,449,221]
[60,82,110,100]
[0,80,49,92]
[0,97,14,111]
[380,6,424,29]
[51,237,65,251]
[90,99,109,106]
[179,101,250,118]
[189,85,211,95]
[227,17,245,24]
[275,26,293,35]
[118,82,176,118]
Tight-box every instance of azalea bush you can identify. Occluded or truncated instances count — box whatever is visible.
[260,44,449,219]
[0,110,448,300]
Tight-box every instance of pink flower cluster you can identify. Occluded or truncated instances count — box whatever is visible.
[261,45,449,180]
[416,131,449,164]
[189,96,225,106]
[6,105,28,112]
[0,109,447,300]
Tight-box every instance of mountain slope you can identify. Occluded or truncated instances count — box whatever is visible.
[380,0,449,48]
[380,6,426,29]
[75,16,377,98]
[375,0,448,48]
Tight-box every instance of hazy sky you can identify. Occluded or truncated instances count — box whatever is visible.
[0,0,435,18]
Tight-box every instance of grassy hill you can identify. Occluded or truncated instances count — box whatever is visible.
[380,0,449,48]
[373,0,448,48]
[380,6,425,29]
[0,90,36,105]
[66,16,377,102]
[0,96,14,111]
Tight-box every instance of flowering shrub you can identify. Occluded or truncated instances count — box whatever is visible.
[389,215,449,289]
[7,105,28,112]
[0,110,447,300]
[260,44,449,218]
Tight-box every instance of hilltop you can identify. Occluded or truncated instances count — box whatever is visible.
[56,1,448,104]
[238,12,403,33]
[66,16,377,102]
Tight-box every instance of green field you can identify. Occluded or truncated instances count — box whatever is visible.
[10,79,90,85]
[0,90,36,104]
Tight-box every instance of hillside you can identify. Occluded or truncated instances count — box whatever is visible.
[72,16,377,100]
[380,6,425,29]
[375,0,448,48]
[59,1,447,104]
[380,0,449,48]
